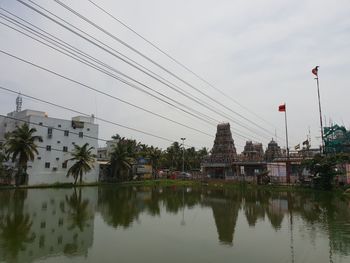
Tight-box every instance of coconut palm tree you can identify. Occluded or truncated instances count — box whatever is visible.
[109,142,133,181]
[4,123,42,185]
[66,143,95,185]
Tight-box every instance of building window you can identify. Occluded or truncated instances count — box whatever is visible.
[63,146,68,152]
[39,122,43,126]
[56,157,59,161]
[87,128,90,131]
[72,142,75,145]
[79,132,83,138]
[58,218,64,226]
[40,221,46,229]
[37,156,41,160]
[46,145,51,151]
[64,130,69,136]
[62,162,67,169]
[58,124,61,128]
[39,235,45,248]
[38,137,43,142]
[48,127,53,136]
[58,236,63,245]
[57,141,61,144]
[45,162,50,168]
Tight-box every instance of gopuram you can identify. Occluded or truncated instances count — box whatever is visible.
[201,123,237,178]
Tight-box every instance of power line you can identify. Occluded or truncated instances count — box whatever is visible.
[0,89,176,144]
[53,0,279,139]
[0,16,259,142]
[0,11,215,138]
[86,0,279,131]
[0,9,222,128]
[15,0,275,141]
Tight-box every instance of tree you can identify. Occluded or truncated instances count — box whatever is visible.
[109,141,133,181]
[4,123,41,185]
[66,143,95,185]
[302,153,350,190]
[0,144,10,181]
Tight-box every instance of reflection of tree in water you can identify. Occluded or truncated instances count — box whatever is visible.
[65,188,92,232]
[98,186,139,228]
[294,192,350,257]
[98,186,202,228]
[0,189,35,263]
[97,185,350,256]
[203,189,241,245]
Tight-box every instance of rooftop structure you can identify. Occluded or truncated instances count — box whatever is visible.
[241,141,264,162]
[265,139,282,161]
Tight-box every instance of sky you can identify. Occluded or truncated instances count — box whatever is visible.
[0,0,350,152]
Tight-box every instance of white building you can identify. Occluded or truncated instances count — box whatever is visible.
[0,109,99,185]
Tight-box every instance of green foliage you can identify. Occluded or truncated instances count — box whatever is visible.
[109,139,133,181]
[66,143,95,185]
[107,134,209,181]
[4,123,42,185]
[302,153,350,190]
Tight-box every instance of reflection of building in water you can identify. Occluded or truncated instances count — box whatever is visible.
[203,190,241,245]
[266,198,288,229]
[0,188,97,263]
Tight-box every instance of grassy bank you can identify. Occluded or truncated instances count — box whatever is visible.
[0,179,348,195]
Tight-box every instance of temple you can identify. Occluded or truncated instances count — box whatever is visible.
[201,123,237,178]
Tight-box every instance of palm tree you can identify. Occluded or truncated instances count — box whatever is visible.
[66,143,95,185]
[109,142,133,181]
[4,123,42,185]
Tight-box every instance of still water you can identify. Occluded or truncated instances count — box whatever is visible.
[0,185,350,263]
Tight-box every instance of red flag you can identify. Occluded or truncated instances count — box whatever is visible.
[278,104,286,112]
[312,66,319,76]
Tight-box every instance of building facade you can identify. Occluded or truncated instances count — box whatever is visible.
[201,123,237,178]
[0,109,99,185]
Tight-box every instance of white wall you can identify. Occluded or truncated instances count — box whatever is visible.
[0,110,99,185]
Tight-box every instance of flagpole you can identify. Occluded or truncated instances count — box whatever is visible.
[284,104,290,184]
[315,74,324,153]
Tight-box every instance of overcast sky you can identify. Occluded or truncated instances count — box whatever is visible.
[0,0,349,152]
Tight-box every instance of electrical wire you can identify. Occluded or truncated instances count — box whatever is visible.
[54,0,278,139]
[0,20,258,142]
[15,0,276,141]
[86,0,279,131]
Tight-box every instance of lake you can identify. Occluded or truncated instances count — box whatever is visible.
[0,185,349,263]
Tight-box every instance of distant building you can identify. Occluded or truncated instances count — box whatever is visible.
[201,123,237,178]
[241,141,264,162]
[0,108,99,185]
[97,139,119,161]
[265,139,282,161]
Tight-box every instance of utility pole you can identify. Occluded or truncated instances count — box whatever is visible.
[279,103,290,184]
[312,66,324,153]
[181,138,186,174]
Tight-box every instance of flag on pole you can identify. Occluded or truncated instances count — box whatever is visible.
[312,66,319,76]
[278,104,286,112]
[302,139,309,146]
[295,144,300,150]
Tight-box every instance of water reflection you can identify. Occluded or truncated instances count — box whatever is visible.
[0,188,96,262]
[0,186,349,262]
